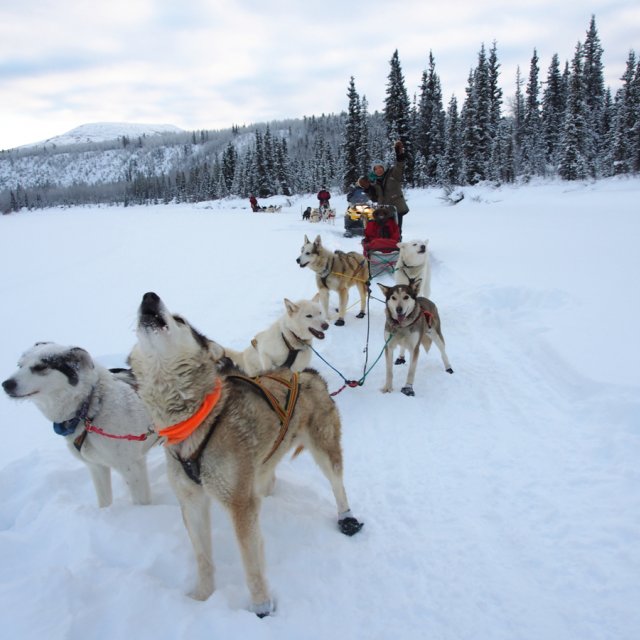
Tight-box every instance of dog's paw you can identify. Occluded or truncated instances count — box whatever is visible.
[355,311,365,319]
[446,367,454,374]
[401,385,415,396]
[338,517,364,536]
[380,385,393,393]
[252,599,276,618]
[188,585,214,601]
[334,318,345,326]
[394,356,406,365]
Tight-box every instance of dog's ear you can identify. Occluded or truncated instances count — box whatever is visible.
[408,278,421,296]
[284,298,299,315]
[314,235,322,248]
[396,242,406,250]
[207,339,225,362]
[304,234,310,244]
[378,283,390,298]
[67,347,94,370]
[311,292,321,303]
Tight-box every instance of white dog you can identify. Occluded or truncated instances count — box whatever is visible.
[224,296,329,376]
[395,239,431,298]
[2,342,158,507]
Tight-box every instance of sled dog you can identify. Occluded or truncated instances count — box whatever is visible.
[378,282,454,396]
[296,234,368,326]
[395,239,431,298]
[128,292,363,617]
[2,342,157,507]
[224,296,329,376]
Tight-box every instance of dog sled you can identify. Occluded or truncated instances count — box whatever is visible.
[362,205,400,279]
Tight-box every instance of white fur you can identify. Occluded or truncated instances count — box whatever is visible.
[395,239,431,298]
[225,296,328,376]
[2,343,157,507]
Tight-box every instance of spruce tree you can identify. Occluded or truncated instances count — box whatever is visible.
[342,76,362,191]
[542,53,565,171]
[559,43,588,180]
[384,50,413,180]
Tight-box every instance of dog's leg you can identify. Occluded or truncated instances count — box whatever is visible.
[334,288,350,326]
[87,462,113,508]
[355,281,366,319]
[426,329,454,374]
[381,339,395,393]
[120,461,152,505]
[305,422,364,536]
[172,472,214,601]
[401,342,421,396]
[228,496,274,617]
[319,288,331,323]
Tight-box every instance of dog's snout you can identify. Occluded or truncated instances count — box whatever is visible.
[296,257,300,264]
[141,292,161,313]
[2,378,17,394]
[142,292,160,305]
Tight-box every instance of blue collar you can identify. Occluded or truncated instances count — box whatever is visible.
[52,390,94,437]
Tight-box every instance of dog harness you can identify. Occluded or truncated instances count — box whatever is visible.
[171,373,301,485]
[280,333,304,368]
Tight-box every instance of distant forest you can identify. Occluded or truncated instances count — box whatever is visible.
[1,15,638,212]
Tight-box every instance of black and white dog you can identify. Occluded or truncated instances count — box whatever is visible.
[2,342,158,507]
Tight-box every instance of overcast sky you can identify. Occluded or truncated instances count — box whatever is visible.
[1,0,638,150]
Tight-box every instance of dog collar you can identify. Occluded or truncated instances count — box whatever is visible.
[52,389,95,437]
[157,379,222,446]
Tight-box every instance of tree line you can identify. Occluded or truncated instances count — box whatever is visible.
[1,15,638,212]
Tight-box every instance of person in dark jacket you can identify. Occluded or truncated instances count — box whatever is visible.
[317,188,331,209]
[357,141,409,236]
[362,207,400,257]
[249,195,261,212]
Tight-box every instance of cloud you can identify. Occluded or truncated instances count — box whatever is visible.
[0,0,638,149]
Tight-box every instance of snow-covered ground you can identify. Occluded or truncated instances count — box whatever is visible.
[1,178,638,639]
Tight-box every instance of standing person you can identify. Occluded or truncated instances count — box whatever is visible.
[317,187,331,210]
[249,194,261,212]
[357,141,409,236]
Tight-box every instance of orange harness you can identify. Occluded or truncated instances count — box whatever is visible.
[157,378,223,445]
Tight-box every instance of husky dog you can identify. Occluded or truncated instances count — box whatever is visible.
[378,282,454,396]
[395,239,431,298]
[225,296,329,376]
[296,234,368,326]
[302,206,312,220]
[2,342,157,507]
[128,292,363,617]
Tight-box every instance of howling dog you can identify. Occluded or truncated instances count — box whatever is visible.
[378,282,454,396]
[296,234,368,326]
[2,342,157,507]
[395,239,431,298]
[128,292,363,617]
[224,296,329,376]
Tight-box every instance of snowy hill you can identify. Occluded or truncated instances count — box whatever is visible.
[20,122,185,149]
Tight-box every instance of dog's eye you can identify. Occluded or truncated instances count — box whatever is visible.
[306,314,313,318]
[173,316,186,325]
[31,364,48,373]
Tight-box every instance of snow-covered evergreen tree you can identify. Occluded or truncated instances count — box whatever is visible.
[384,50,413,180]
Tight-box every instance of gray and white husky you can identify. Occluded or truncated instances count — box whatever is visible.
[378,282,453,396]
[224,296,329,376]
[2,342,158,506]
[128,292,363,617]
